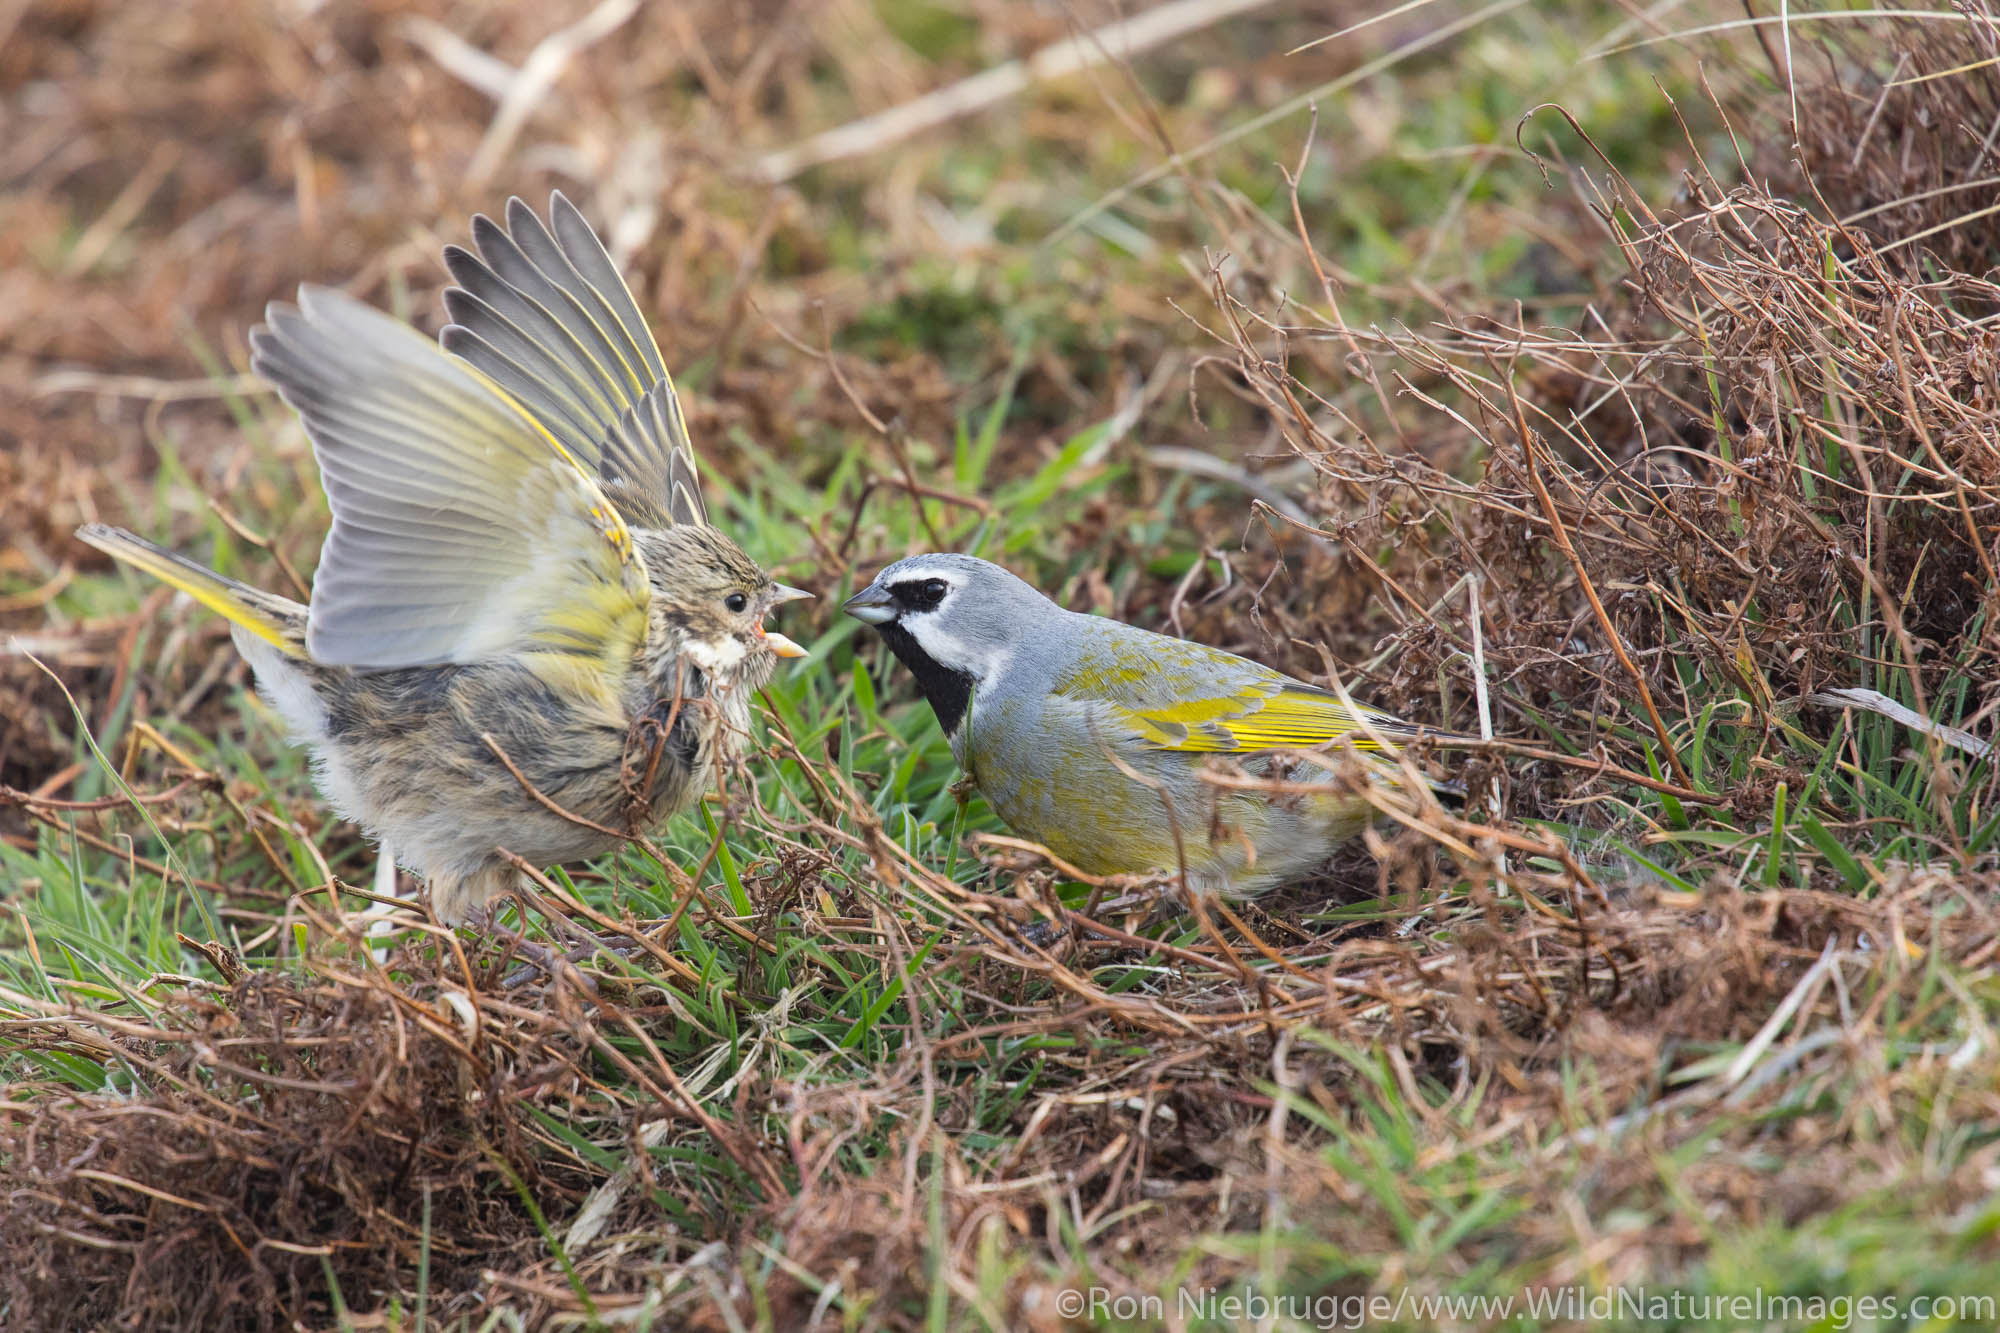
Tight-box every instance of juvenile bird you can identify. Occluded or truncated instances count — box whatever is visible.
[845,554,1460,895]
[79,193,809,925]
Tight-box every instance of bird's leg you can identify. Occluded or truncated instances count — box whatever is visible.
[1072,870,1207,937]
[428,868,583,987]
[1091,870,1184,918]
[434,865,662,990]
[1021,871,1185,951]
[496,878,668,990]
[361,840,408,964]
[480,886,594,990]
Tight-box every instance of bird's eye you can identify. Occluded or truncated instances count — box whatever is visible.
[724,592,749,613]
[889,576,950,611]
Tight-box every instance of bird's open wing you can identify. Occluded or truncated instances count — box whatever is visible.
[439,193,704,530]
[251,286,649,684]
[1053,620,1416,754]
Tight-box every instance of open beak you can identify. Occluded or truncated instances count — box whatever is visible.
[842,582,896,626]
[759,584,813,658]
[756,580,812,660]
[764,631,808,659]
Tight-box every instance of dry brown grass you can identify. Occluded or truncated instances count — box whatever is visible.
[1198,60,2000,807]
[7,830,1993,1326]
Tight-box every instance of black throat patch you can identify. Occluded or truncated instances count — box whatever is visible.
[876,621,976,736]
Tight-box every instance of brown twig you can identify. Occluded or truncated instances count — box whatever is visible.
[1499,359,1696,792]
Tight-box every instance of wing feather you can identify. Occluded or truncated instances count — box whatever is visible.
[250,285,648,675]
[439,192,704,529]
[1054,620,1419,755]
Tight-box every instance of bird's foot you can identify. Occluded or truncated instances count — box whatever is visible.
[1015,918,1069,950]
[498,925,656,990]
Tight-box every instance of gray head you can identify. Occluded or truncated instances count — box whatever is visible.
[843,553,1055,735]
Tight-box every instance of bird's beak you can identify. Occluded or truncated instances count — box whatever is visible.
[842,582,896,626]
[764,631,809,659]
[760,584,813,658]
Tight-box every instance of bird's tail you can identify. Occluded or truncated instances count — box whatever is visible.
[1358,717,1481,804]
[1364,716,1487,752]
[77,524,308,657]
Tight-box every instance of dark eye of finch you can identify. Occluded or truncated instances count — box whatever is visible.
[922,579,947,599]
[724,592,748,613]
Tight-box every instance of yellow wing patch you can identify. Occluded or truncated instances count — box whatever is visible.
[251,286,651,672]
[1053,622,1426,757]
[1118,684,1397,754]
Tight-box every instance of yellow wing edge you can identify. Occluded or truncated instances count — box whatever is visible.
[1122,685,1407,754]
[77,524,305,656]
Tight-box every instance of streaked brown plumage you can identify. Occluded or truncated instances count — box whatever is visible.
[77,196,808,925]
